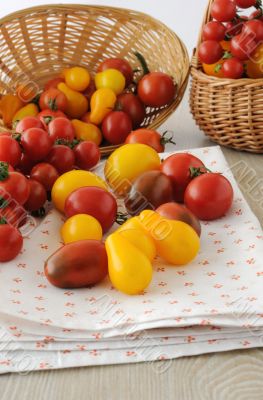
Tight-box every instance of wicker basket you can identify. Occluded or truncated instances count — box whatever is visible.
[190,0,263,153]
[0,4,189,156]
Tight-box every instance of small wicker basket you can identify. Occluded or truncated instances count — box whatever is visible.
[0,4,189,156]
[190,0,263,153]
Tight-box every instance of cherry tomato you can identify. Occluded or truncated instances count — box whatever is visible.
[225,19,246,38]
[15,116,44,134]
[48,117,75,143]
[39,88,68,112]
[0,136,21,167]
[45,240,108,288]
[38,109,67,129]
[24,179,47,212]
[65,186,117,233]
[21,128,52,161]
[125,170,174,216]
[44,77,65,90]
[0,222,23,262]
[116,93,146,128]
[231,33,257,60]
[156,202,201,236]
[0,167,30,205]
[97,58,133,86]
[184,173,234,221]
[45,145,75,174]
[243,20,263,42]
[16,152,35,175]
[102,111,132,145]
[30,163,59,191]
[236,0,256,7]
[74,141,100,170]
[202,21,226,41]
[125,129,175,153]
[138,72,176,107]
[198,40,223,64]
[211,0,237,22]
[0,204,27,229]
[161,153,206,203]
[222,58,244,78]
[61,214,103,244]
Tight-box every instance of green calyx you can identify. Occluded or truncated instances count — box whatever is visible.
[0,162,9,181]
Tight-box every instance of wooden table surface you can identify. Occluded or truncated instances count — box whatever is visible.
[1,99,263,400]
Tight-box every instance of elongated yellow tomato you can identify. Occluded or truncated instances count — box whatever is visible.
[12,103,39,126]
[71,119,102,145]
[61,214,103,244]
[104,144,161,196]
[116,216,145,233]
[95,69,125,95]
[118,228,156,262]
[65,67,90,92]
[58,82,88,118]
[90,88,117,125]
[52,170,108,213]
[106,232,153,295]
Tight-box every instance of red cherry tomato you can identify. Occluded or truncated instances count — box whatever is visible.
[222,58,244,79]
[0,167,30,205]
[30,163,59,191]
[45,145,75,174]
[74,141,100,170]
[102,111,132,145]
[184,173,234,221]
[38,109,67,129]
[226,19,247,37]
[198,40,223,64]
[116,93,146,128]
[211,0,237,22]
[39,88,68,112]
[243,20,263,42]
[230,33,257,60]
[44,77,65,91]
[48,118,75,143]
[97,58,133,86]
[24,179,47,212]
[21,128,52,161]
[138,72,176,107]
[65,186,117,233]
[82,79,96,101]
[16,116,45,134]
[16,152,35,176]
[161,153,206,203]
[0,136,21,167]
[0,223,23,262]
[125,129,175,153]
[236,0,256,8]
[202,21,226,41]
[0,204,27,229]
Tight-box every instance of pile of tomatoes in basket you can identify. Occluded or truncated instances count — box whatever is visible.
[199,0,263,79]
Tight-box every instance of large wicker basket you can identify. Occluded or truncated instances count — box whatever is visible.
[0,4,189,156]
[190,0,263,153]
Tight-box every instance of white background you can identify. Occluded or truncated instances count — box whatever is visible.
[0,0,211,150]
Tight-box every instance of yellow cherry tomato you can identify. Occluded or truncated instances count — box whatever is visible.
[104,143,161,196]
[246,43,263,79]
[65,67,91,92]
[58,82,88,118]
[71,119,102,145]
[61,214,103,244]
[118,228,156,262]
[95,69,125,95]
[12,103,39,127]
[90,88,116,125]
[202,40,231,78]
[106,232,153,295]
[51,170,108,213]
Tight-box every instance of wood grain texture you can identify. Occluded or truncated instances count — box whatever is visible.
[0,145,262,400]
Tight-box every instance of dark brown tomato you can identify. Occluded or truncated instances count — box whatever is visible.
[116,93,146,128]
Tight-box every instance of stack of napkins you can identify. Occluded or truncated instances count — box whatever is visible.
[0,146,262,374]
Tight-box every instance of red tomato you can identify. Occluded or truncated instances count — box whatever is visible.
[24,179,47,212]
[30,163,59,191]
[44,77,65,91]
[48,118,75,143]
[230,33,257,60]
[138,72,176,107]
[116,93,146,128]
[161,153,206,203]
[0,136,21,167]
[0,223,23,262]
[156,202,201,236]
[97,58,133,86]
[45,145,75,174]
[0,168,30,205]
[16,116,45,133]
[226,19,246,37]
[38,109,67,129]
[250,10,263,22]
[222,58,244,79]
[74,141,100,170]
[44,240,108,288]
[0,132,11,137]
[82,79,96,101]
[102,111,132,145]
[211,0,237,22]
[184,173,234,220]
[125,129,175,153]
[65,186,117,233]
[16,152,35,175]
[243,20,263,42]
[0,204,27,229]
[39,88,68,112]
[198,40,223,64]
[202,21,226,41]
[21,128,52,161]
[236,0,256,7]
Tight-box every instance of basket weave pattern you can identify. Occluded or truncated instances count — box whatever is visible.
[190,0,263,153]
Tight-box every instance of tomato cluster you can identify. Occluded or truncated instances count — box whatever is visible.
[199,0,263,79]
